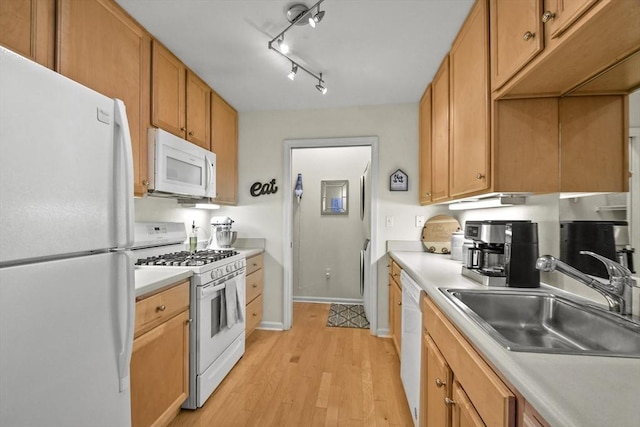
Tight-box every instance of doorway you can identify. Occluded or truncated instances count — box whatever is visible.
[283,137,379,333]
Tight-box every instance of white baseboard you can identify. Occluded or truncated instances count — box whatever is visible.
[293,296,364,305]
[257,321,284,331]
[377,327,390,337]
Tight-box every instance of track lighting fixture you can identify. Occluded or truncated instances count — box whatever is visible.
[267,0,327,94]
[315,73,327,94]
[288,63,298,80]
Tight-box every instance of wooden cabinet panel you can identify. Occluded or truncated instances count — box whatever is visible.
[388,259,402,356]
[135,281,189,337]
[431,56,450,203]
[546,0,598,38]
[246,268,264,304]
[246,254,264,275]
[449,0,490,198]
[211,92,238,205]
[186,71,211,149]
[0,0,55,69]
[246,294,263,336]
[131,309,189,427]
[425,334,452,427]
[419,85,433,205]
[57,0,151,196]
[152,40,186,139]
[490,0,543,90]
[559,96,628,192]
[451,381,485,427]
[492,98,559,193]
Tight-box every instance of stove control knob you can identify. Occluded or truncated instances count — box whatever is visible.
[226,265,232,273]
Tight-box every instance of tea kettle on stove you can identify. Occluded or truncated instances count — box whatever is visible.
[207,216,237,249]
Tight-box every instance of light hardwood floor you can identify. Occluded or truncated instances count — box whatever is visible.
[168,302,413,427]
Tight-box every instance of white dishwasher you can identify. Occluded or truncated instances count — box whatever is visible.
[400,270,422,426]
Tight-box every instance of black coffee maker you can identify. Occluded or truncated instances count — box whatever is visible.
[463,220,540,288]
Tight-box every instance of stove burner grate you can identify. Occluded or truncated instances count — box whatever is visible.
[135,249,239,267]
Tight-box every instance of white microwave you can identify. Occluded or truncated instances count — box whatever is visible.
[148,128,216,199]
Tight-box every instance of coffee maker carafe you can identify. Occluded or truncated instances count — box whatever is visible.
[463,220,540,288]
[207,216,237,249]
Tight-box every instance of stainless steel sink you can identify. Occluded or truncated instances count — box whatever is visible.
[441,288,640,358]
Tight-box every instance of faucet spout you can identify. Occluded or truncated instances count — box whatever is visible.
[536,252,637,316]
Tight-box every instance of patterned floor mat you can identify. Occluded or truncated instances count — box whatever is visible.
[326,304,370,329]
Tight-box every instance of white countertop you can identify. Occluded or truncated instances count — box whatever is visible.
[389,250,640,427]
[134,268,192,298]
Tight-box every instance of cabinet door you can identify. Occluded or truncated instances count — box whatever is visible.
[451,381,485,427]
[559,96,628,192]
[425,335,452,427]
[0,0,55,68]
[186,71,211,149]
[450,0,490,198]
[546,0,598,38]
[131,310,189,427]
[490,0,543,90]
[57,0,151,197]
[431,56,450,202]
[211,92,238,204]
[419,85,433,205]
[152,40,186,139]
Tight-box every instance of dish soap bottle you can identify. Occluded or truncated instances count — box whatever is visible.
[189,221,198,253]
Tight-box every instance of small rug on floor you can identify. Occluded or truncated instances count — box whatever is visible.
[326,304,370,329]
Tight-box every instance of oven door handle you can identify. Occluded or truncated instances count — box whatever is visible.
[201,282,226,298]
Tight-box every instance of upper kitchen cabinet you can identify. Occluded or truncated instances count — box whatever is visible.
[211,92,238,205]
[152,40,212,150]
[57,0,151,197]
[0,0,55,69]
[449,0,490,199]
[418,85,432,205]
[495,0,640,98]
[431,56,450,203]
[559,95,628,193]
[489,0,543,90]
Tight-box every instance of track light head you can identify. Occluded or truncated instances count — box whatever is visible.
[314,8,325,24]
[288,64,298,80]
[277,36,289,54]
[315,73,327,94]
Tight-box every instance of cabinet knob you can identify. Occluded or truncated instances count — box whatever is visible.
[476,173,485,180]
[180,127,186,132]
[188,131,194,136]
[156,304,166,312]
[444,397,456,406]
[425,192,431,197]
[252,283,258,288]
[542,11,556,23]
[435,378,446,388]
[252,312,257,317]
[397,301,402,306]
[522,31,535,41]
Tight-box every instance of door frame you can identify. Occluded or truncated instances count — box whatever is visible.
[283,136,379,333]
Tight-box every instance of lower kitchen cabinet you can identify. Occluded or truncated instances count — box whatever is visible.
[131,280,190,427]
[388,259,402,355]
[245,253,264,336]
[421,294,516,427]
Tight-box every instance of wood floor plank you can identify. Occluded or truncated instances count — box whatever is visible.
[167,303,412,427]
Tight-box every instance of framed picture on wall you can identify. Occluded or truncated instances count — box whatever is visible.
[390,169,408,191]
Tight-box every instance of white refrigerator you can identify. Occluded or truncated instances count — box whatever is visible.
[0,47,135,426]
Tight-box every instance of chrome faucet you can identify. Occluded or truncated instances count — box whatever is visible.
[536,251,638,316]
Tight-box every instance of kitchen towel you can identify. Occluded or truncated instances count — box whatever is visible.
[225,280,238,328]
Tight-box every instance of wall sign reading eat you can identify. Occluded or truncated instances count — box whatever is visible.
[250,179,278,197]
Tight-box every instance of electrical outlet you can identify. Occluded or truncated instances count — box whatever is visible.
[385,216,394,227]
[415,215,425,227]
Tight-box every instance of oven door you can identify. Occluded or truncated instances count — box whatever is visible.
[196,272,246,374]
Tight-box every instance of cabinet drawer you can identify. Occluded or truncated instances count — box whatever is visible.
[246,269,263,304]
[423,296,515,427]
[246,254,263,276]
[135,281,189,337]
[390,259,401,284]
[246,294,263,336]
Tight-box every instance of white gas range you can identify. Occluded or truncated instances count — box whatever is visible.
[133,222,246,410]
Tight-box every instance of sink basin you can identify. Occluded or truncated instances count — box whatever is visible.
[441,288,640,358]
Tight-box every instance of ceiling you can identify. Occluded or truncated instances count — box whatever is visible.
[115,0,474,112]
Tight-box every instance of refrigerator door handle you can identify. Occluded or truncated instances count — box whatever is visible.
[115,250,135,392]
[113,99,134,248]
[360,250,364,296]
